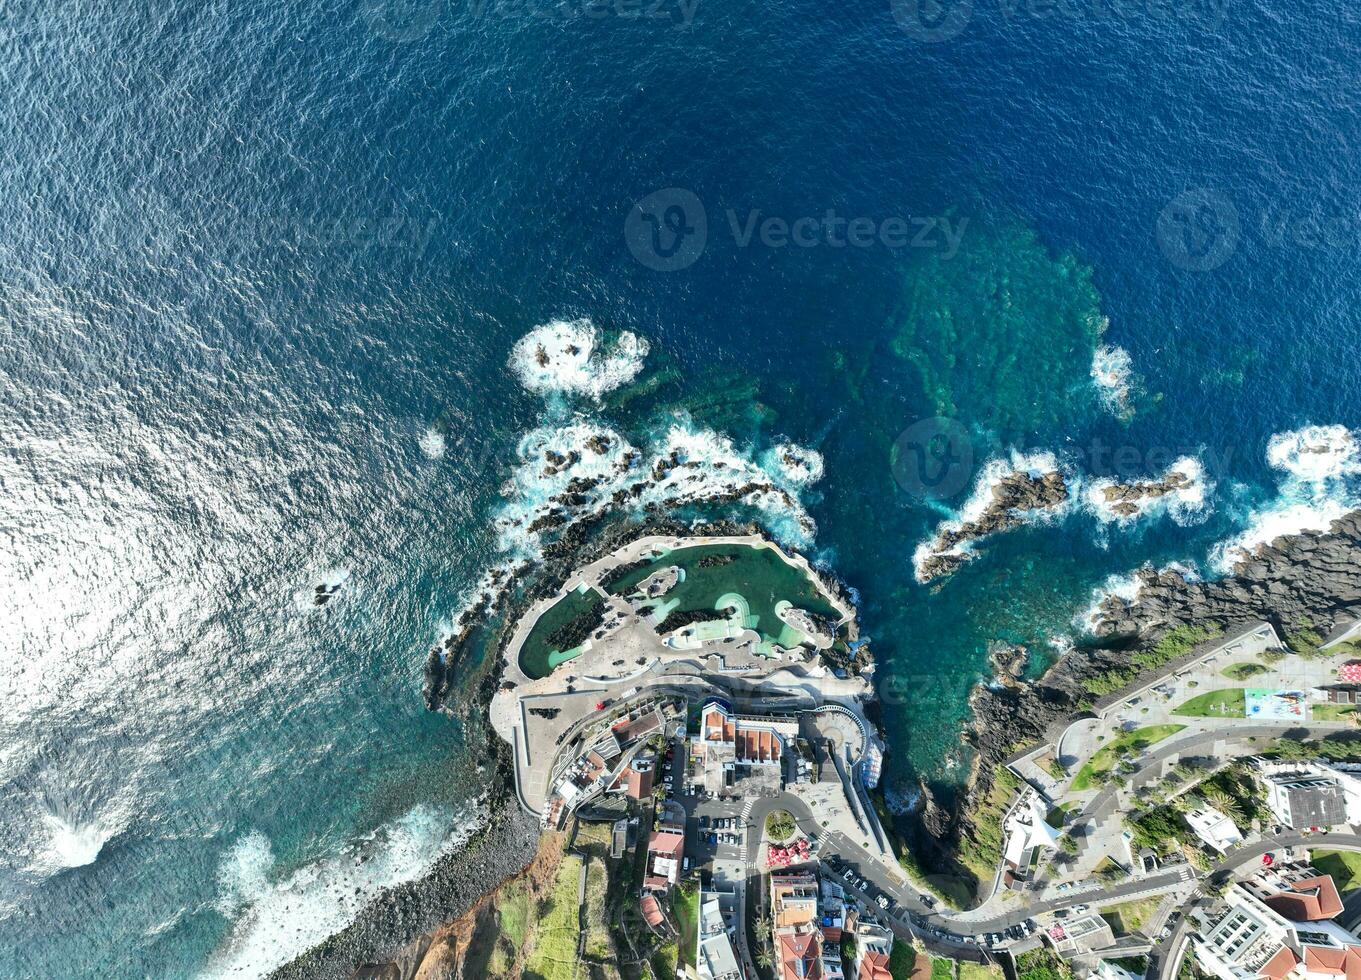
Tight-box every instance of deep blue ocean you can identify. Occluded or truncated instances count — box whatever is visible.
[3,0,1361,976]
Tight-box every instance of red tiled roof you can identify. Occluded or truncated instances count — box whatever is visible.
[1260,946,1299,980]
[641,895,665,928]
[627,766,654,800]
[777,929,824,980]
[859,950,893,980]
[1264,875,1344,921]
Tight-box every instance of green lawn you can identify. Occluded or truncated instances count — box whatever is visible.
[672,886,700,970]
[1174,689,1246,718]
[959,964,1004,980]
[603,542,839,650]
[1102,896,1162,936]
[888,942,917,980]
[523,852,584,980]
[931,957,956,980]
[1313,704,1359,723]
[1222,662,1269,681]
[1312,850,1361,893]
[1073,725,1186,791]
[518,584,606,679]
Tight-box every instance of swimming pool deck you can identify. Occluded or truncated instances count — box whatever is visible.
[489,534,869,814]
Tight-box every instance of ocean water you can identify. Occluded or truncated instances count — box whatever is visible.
[3,0,1361,975]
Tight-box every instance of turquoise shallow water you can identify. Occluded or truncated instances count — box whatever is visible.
[3,0,1361,976]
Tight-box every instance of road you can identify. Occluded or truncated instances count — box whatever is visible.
[1146,830,1361,980]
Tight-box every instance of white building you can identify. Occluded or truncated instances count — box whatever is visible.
[854,917,895,980]
[1186,806,1245,854]
[697,891,741,980]
[1254,760,1361,829]
[1191,887,1298,980]
[1003,789,1062,873]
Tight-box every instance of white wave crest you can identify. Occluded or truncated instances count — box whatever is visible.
[492,416,817,567]
[1075,562,1199,632]
[37,811,116,871]
[199,804,481,980]
[912,450,1068,581]
[1092,344,1134,417]
[1212,424,1361,572]
[419,427,447,459]
[1212,500,1352,573]
[1084,455,1212,526]
[1267,424,1361,481]
[509,319,650,399]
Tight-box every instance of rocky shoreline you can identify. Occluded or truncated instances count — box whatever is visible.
[909,509,1361,897]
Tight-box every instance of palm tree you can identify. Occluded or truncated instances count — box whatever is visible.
[757,947,774,969]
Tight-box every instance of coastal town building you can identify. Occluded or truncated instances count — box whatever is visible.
[1191,867,1361,980]
[644,828,686,890]
[1186,805,1245,854]
[770,870,824,980]
[1002,789,1062,881]
[771,871,820,929]
[1253,761,1361,829]
[1048,915,1116,956]
[695,698,799,798]
[854,917,895,980]
[697,890,741,980]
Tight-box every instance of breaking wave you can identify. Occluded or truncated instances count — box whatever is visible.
[1091,344,1134,417]
[1212,424,1361,572]
[1084,455,1212,526]
[199,803,481,980]
[508,319,650,400]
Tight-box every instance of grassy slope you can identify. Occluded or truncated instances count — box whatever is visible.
[1073,725,1186,791]
[1174,689,1245,718]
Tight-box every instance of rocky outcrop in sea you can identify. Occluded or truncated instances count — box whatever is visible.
[915,469,1069,583]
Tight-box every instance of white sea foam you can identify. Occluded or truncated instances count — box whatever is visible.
[199,803,481,980]
[1211,424,1361,572]
[767,443,825,486]
[1266,424,1361,480]
[509,319,650,400]
[1084,455,1212,526]
[1091,344,1134,417]
[1077,561,1201,632]
[36,811,116,871]
[493,416,817,564]
[419,427,447,459]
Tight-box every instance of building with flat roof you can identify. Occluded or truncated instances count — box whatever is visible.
[1186,805,1245,854]
[697,891,741,980]
[771,871,820,930]
[1254,761,1361,829]
[1048,915,1116,956]
[1192,887,1298,980]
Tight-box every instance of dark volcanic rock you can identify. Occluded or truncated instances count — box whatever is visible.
[1099,469,1194,517]
[916,469,1070,583]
